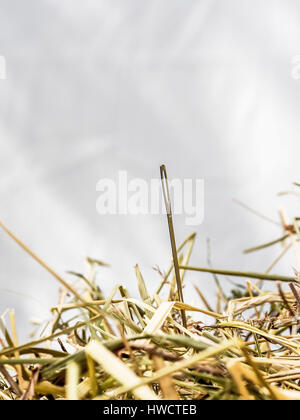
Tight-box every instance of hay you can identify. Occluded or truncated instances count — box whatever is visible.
[1,181,300,400]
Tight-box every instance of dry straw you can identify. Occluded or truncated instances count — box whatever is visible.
[1,173,300,400]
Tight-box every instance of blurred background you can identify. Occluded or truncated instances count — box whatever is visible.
[1,0,300,338]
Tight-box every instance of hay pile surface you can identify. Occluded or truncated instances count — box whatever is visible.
[1,195,300,400]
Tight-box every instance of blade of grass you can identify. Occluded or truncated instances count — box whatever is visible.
[107,338,240,399]
[86,340,158,400]
[66,361,80,400]
[180,265,296,283]
[0,220,100,316]
[143,302,175,335]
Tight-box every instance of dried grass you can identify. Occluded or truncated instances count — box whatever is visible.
[1,180,300,400]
